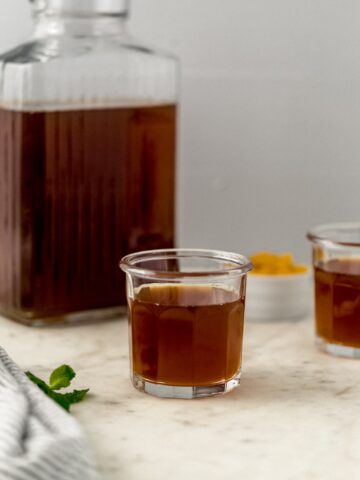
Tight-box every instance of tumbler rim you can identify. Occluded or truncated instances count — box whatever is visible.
[307,222,360,248]
[120,248,252,279]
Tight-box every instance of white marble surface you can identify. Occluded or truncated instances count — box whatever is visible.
[1,314,360,480]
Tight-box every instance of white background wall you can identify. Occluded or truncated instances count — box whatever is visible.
[1,0,360,261]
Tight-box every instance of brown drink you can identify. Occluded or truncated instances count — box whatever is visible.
[314,259,360,347]
[0,104,176,322]
[130,284,245,386]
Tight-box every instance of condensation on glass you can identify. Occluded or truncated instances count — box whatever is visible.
[0,0,178,325]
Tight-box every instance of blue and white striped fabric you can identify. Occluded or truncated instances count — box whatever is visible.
[0,348,99,480]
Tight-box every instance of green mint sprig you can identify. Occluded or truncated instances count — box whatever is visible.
[26,365,89,412]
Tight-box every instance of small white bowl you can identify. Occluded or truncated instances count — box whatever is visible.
[245,269,313,321]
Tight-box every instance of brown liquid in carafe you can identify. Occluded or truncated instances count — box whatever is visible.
[130,284,245,386]
[0,104,176,321]
[314,258,360,347]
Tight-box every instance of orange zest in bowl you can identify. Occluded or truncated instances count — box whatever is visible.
[249,251,308,275]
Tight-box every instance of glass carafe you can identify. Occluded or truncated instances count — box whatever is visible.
[0,0,178,326]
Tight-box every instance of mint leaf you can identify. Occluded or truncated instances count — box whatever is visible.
[26,371,72,411]
[49,365,75,390]
[26,371,51,394]
[26,366,89,413]
[48,391,72,412]
[63,389,89,405]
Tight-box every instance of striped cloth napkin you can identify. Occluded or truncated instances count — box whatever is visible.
[0,347,99,480]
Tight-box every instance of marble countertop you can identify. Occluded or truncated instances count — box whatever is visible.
[1,314,360,480]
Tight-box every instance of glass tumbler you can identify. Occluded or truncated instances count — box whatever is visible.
[120,249,252,398]
[307,223,360,357]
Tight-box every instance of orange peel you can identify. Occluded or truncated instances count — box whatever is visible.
[250,251,308,275]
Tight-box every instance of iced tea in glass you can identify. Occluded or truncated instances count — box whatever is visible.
[120,249,252,398]
[308,223,360,357]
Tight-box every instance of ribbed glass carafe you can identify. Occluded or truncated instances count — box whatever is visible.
[0,0,178,326]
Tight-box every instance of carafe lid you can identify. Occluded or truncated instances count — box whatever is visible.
[30,0,130,16]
